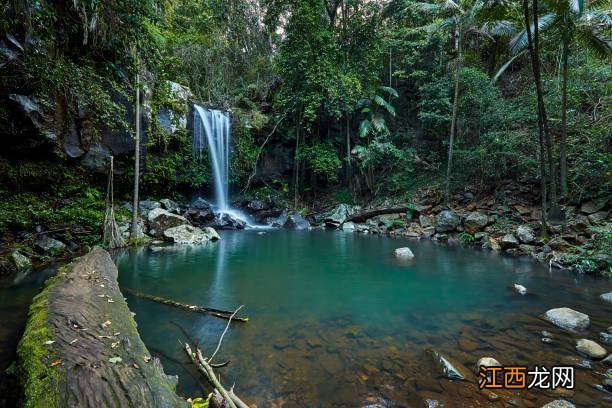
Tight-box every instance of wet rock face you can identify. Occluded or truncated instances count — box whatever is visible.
[10,250,31,271]
[435,211,460,233]
[544,307,590,331]
[159,198,180,213]
[325,204,360,228]
[500,234,519,249]
[516,225,535,244]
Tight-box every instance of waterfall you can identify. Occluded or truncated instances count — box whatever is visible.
[193,105,230,212]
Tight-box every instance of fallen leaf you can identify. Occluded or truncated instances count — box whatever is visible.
[111,340,120,349]
[43,340,55,345]
[102,320,111,328]
[69,339,78,345]
[100,284,105,288]
[97,294,106,298]
[133,363,140,369]
[107,299,115,303]
[50,359,63,367]
[144,356,151,363]
[108,357,122,364]
[98,335,112,339]
[113,332,120,336]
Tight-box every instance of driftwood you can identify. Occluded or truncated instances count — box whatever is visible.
[346,205,412,223]
[185,343,250,408]
[121,287,249,322]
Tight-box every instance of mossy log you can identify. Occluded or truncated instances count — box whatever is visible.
[121,287,249,322]
[17,246,188,408]
[346,205,414,223]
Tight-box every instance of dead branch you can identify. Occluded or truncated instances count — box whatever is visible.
[242,115,285,193]
[210,305,244,363]
[121,287,249,322]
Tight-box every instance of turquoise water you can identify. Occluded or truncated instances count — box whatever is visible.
[112,230,610,406]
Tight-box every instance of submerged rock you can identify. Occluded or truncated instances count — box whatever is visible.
[147,208,190,238]
[429,350,468,381]
[544,307,590,331]
[513,284,527,295]
[601,332,612,345]
[575,339,607,359]
[542,400,575,408]
[163,225,219,244]
[10,251,31,270]
[435,211,460,233]
[394,247,415,260]
[560,355,592,369]
[283,213,310,230]
[601,292,612,303]
[477,357,501,369]
[34,237,66,256]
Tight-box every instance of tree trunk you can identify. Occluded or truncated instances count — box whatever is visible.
[522,0,548,230]
[130,70,141,239]
[345,114,352,187]
[559,16,569,197]
[487,40,498,77]
[445,25,461,205]
[293,119,301,209]
[533,0,558,215]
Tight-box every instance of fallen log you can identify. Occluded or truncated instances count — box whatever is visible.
[120,287,249,322]
[346,205,414,223]
[184,343,250,408]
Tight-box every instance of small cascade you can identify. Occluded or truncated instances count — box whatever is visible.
[193,105,258,228]
[193,105,230,212]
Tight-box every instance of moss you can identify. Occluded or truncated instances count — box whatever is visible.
[17,272,65,408]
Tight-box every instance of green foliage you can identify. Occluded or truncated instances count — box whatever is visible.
[458,232,476,243]
[298,143,342,183]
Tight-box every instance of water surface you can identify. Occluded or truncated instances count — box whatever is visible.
[116,230,611,407]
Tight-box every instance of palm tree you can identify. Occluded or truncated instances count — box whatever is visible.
[500,0,611,197]
[356,86,398,193]
[412,0,513,204]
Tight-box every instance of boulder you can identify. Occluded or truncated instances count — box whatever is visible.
[342,222,356,231]
[429,350,468,381]
[324,204,359,228]
[600,332,612,345]
[500,234,519,249]
[283,213,310,230]
[548,237,570,251]
[541,400,575,408]
[575,339,607,359]
[34,237,66,256]
[435,211,460,233]
[464,212,488,234]
[513,284,527,295]
[559,355,592,369]
[185,209,215,226]
[268,211,288,228]
[516,225,535,244]
[476,357,501,369]
[163,225,220,244]
[10,250,31,270]
[394,247,415,260]
[191,197,213,211]
[211,213,247,230]
[419,215,433,228]
[588,210,609,224]
[245,199,271,212]
[601,292,612,303]
[139,200,162,213]
[603,355,612,366]
[568,214,590,231]
[159,199,180,213]
[580,198,607,214]
[544,308,589,331]
[147,208,190,238]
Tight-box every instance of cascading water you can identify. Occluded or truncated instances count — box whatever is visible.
[193,105,230,212]
[193,105,257,228]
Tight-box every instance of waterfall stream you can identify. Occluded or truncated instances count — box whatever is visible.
[193,105,230,212]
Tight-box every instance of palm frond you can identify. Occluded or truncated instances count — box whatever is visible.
[492,50,528,82]
[359,119,371,138]
[378,86,399,98]
[510,13,556,54]
[373,96,397,116]
[372,115,387,132]
[574,26,612,59]
[579,10,612,27]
